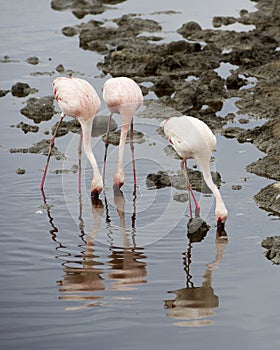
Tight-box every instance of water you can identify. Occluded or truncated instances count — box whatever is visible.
[1,1,280,349]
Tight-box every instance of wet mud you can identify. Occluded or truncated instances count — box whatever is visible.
[261,236,280,264]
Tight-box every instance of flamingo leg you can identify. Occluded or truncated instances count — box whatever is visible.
[190,186,200,217]
[102,113,112,185]
[40,113,64,190]
[130,119,137,197]
[114,122,129,188]
[78,130,83,194]
[181,159,192,218]
[181,159,200,218]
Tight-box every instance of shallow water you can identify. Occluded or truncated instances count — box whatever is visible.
[1,1,280,349]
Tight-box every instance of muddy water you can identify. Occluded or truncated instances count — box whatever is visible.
[1,1,280,350]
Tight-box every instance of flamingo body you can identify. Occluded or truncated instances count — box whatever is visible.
[103,77,143,188]
[161,116,228,225]
[53,77,100,121]
[103,77,143,115]
[162,116,216,159]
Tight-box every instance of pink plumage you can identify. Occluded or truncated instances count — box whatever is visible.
[103,77,143,115]
[53,77,101,120]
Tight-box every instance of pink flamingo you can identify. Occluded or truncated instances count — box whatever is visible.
[102,77,143,191]
[161,116,228,228]
[40,76,103,197]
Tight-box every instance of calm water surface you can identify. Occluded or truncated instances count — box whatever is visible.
[1,1,280,349]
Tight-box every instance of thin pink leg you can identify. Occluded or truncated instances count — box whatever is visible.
[78,130,83,194]
[188,191,193,219]
[102,113,112,185]
[189,186,200,217]
[40,113,64,190]
[181,159,200,218]
[130,119,137,197]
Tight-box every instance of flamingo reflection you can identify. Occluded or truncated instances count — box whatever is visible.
[106,187,147,291]
[164,221,228,327]
[57,195,105,309]
[42,185,146,308]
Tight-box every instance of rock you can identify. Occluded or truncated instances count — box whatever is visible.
[254,182,280,215]
[146,169,222,193]
[11,82,33,97]
[102,129,145,146]
[16,168,26,175]
[146,171,171,189]
[92,115,117,137]
[177,21,202,37]
[62,26,79,37]
[51,164,79,174]
[56,64,65,73]
[51,0,120,17]
[187,217,210,242]
[261,236,280,264]
[0,89,9,97]
[16,122,39,134]
[246,155,280,181]
[20,96,55,123]
[139,101,182,119]
[232,184,242,190]
[26,56,39,65]
[10,139,65,160]
[226,73,247,90]
[152,75,175,97]
[212,16,236,28]
[173,192,188,202]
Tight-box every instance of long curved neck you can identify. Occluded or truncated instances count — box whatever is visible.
[80,118,102,192]
[197,156,227,215]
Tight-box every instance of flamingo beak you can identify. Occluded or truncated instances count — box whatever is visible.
[216,217,228,241]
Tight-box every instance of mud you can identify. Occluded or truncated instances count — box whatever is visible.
[10,139,65,161]
[11,82,37,97]
[51,0,126,18]
[15,122,39,134]
[146,169,221,194]
[16,168,26,175]
[102,129,145,146]
[20,96,55,123]
[261,236,280,264]
[51,115,118,138]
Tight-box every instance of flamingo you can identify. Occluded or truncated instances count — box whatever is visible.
[40,76,103,197]
[102,77,143,191]
[161,115,228,229]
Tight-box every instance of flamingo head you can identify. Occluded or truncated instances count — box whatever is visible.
[216,209,228,240]
[114,167,124,189]
[91,176,103,198]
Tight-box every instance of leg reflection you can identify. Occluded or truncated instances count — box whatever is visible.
[106,187,147,291]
